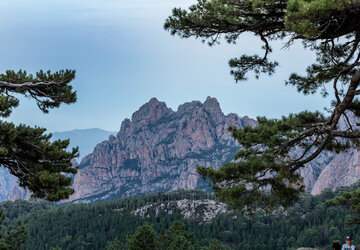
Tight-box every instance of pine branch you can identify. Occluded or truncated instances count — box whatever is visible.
[0,80,67,88]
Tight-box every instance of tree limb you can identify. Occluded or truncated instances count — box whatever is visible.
[0,81,67,88]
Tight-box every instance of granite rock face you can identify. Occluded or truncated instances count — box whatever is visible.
[66,97,256,203]
[311,113,360,194]
[311,149,360,195]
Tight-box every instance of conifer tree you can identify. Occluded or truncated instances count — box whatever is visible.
[106,237,123,250]
[0,69,78,202]
[327,182,360,224]
[125,223,158,250]
[165,221,195,250]
[165,0,360,213]
[0,210,26,250]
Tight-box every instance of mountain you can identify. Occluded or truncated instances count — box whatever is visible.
[51,128,116,159]
[64,97,360,202]
[3,97,360,203]
[66,97,257,203]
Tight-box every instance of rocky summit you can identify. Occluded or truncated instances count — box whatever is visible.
[65,97,257,203]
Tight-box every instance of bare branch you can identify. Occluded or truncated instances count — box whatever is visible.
[0,80,67,89]
[343,112,354,131]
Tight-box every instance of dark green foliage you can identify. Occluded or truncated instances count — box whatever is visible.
[0,210,27,250]
[106,237,122,250]
[327,182,360,224]
[164,221,196,250]
[0,69,78,201]
[203,240,229,250]
[0,70,76,113]
[165,0,360,212]
[125,223,158,250]
[49,247,62,250]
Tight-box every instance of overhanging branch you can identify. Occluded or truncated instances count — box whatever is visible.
[0,81,67,88]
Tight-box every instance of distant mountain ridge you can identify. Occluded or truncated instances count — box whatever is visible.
[51,128,116,159]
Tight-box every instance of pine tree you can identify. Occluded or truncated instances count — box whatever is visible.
[125,223,158,250]
[165,0,360,213]
[0,69,78,202]
[106,237,123,250]
[0,210,27,250]
[327,184,360,224]
[165,220,195,248]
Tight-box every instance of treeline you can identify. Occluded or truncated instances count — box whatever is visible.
[1,187,359,249]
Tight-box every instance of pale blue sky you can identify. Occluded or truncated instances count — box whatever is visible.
[1,0,330,132]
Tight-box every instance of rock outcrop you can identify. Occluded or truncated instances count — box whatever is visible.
[66,97,256,203]
[130,198,228,223]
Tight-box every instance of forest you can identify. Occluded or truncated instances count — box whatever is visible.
[0,185,359,250]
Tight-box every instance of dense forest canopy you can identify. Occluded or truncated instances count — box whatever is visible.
[165,0,360,214]
[0,188,358,249]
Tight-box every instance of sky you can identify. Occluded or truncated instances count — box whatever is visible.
[0,0,331,132]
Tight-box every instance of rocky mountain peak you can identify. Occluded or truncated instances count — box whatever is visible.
[176,97,225,125]
[203,96,225,124]
[176,100,203,115]
[131,97,173,125]
[203,96,221,113]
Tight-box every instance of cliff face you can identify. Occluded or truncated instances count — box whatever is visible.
[311,113,360,194]
[311,149,360,194]
[66,97,256,203]
[0,168,31,201]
